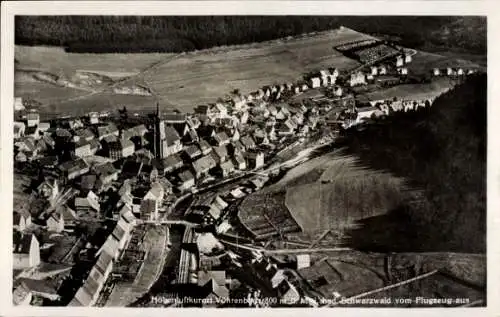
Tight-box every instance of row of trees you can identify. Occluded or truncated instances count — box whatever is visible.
[15,16,486,55]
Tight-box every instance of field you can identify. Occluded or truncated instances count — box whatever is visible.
[362,77,456,102]
[15,45,169,76]
[14,27,374,115]
[14,26,483,116]
[297,251,485,304]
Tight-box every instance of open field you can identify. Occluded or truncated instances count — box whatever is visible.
[283,152,416,234]
[297,251,485,303]
[362,77,456,101]
[14,26,484,116]
[15,27,373,114]
[15,45,169,77]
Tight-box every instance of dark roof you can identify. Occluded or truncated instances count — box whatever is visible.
[80,175,97,190]
[240,135,256,149]
[162,153,184,171]
[75,128,95,140]
[93,162,117,177]
[163,113,187,123]
[198,139,212,152]
[59,158,89,173]
[184,144,202,159]
[178,169,195,182]
[192,155,217,174]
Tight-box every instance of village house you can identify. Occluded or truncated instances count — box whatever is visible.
[47,212,65,233]
[240,135,256,151]
[213,131,230,147]
[356,106,381,122]
[192,154,217,179]
[310,77,321,89]
[378,65,388,75]
[97,123,119,140]
[177,170,196,192]
[404,53,412,63]
[13,211,32,232]
[218,160,235,178]
[108,139,135,160]
[13,233,40,270]
[74,128,95,142]
[26,111,40,128]
[37,176,59,202]
[276,122,294,136]
[397,67,408,75]
[73,140,92,158]
[163,113,187,124]
[74,191,100,219]
[349,71,367,87]
[370,66,378,76]
[197,270,229,306]
[161,126,183,157]
[395,55,404,67]
[59,158,90,180]
[88,112,99,124]
[92,162,119,190]
[15,137,37,154]
[140,182,164,221]
[24,124,41,140]
[433,68,441,76]
[157,153,184,175]
[56,205,78,227]
[457,68,465,76]
[14,122,26,139]
[198,139,213,156]
[184,144,203,161]
[244,151,265,169]
[213,145,229,163]
[233,151,247,170]
[446,67,455,76]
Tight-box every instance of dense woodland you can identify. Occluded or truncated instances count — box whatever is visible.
[15,16,486,55]
[342,74,486,253]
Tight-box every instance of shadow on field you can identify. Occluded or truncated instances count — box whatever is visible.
[338,74,486,254]
[342,206,466,253]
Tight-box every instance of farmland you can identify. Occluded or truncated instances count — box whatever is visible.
[15,27,374,115]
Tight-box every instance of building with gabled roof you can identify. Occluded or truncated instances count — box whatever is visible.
[192,154,217,178]
[177,170,195,192]
[13,233,40,269]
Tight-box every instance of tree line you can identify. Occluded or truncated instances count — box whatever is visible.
[15,16,486,55]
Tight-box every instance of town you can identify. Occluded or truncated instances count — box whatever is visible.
[12,33,481,307]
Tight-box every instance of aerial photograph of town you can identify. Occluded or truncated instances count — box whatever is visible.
[11,15,486,308]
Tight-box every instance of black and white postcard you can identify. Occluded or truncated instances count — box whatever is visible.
[1,1,497,316]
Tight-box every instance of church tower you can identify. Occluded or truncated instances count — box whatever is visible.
[153,102,165,159]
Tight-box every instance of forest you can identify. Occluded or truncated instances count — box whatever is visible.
[15,16,486,55]
[342,74,486,253]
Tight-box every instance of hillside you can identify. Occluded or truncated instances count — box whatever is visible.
[15,16,486,57]
[341,74,486,253]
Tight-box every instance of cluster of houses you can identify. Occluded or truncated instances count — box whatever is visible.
[13,40,482,306]
[432,67,476,77]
